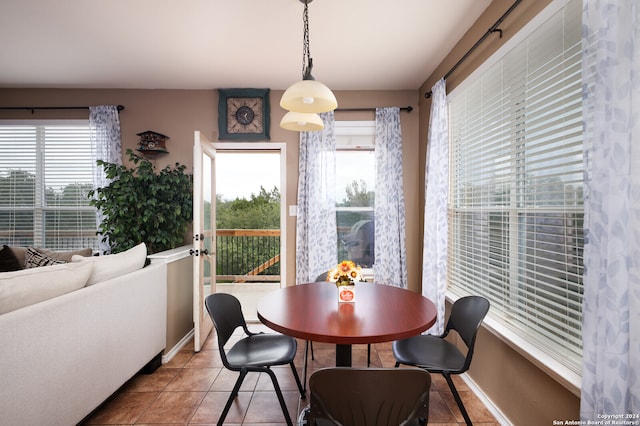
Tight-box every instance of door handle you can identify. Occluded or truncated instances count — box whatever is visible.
[189,248,212,256]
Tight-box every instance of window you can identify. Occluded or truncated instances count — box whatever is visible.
[0,121,98,250]
[447,0,583,375]
[335,121,375,267]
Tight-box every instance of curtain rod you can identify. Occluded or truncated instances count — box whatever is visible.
[0,105,125,113]
[336,106,413,112]
[424,0,523,98]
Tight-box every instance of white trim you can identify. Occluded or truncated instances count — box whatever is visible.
[147,245,192,264]
[446,291,581,396]
[335,206,374,212]
[162,329,194,364]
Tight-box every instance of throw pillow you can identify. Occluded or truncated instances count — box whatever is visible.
[24,247,66,268]
[72,242,147,286]
[9,246,93,268]
[37,247,93,262]
[0,246,22,272]
[0,260,93,315]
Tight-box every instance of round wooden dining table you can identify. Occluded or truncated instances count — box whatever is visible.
[257,282,437,367]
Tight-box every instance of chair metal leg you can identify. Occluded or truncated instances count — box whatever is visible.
[443,373,472,426]
[303,340,310,393]
[303,340,316,393]
[367,344,371,367]
[218,369,247,426]
[266,368,294,426]
[289,361,306,399]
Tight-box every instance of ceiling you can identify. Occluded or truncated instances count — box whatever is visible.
[0,0,492,91]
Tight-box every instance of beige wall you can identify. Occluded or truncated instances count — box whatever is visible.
[164,255,193,351]
[0,88,420,290]
[420,0,580,423]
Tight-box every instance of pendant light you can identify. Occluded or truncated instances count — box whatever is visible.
[280,111,324,132]
[280,0,337,131]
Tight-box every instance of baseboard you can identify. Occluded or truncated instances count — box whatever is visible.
[162,329,194,364]
[460,372,512,426]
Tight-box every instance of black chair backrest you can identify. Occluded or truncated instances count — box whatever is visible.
[315,271,329,282]
[309,368,431,426]
[204,293,247,349]
[445,296,489,367]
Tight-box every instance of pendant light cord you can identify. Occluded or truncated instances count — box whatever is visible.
[302,0,313,80]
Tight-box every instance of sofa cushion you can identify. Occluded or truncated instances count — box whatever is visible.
[0,246,22,272]
[72,242,147,286]
[10,246,93,268]
[0,260,94,315]
[25,247,67,268]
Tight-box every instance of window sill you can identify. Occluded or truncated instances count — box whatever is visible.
[445,290,582,397]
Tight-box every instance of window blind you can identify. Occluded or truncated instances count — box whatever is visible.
[0,121,98,250]
[447,0,584,373]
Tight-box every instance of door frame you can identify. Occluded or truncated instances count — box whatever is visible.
[213,142,287,288]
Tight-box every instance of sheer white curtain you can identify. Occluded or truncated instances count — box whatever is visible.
[581,0,640,419]
[295,112,338,283]
[422,79,448,334]
[89,106,122,254]
[373,107,407,288]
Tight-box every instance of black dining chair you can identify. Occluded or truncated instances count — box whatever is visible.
[392,295,490,426]
[204,293,306,426]
[301,367,431,425]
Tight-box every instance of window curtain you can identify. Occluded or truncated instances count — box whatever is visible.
[581,0,640,419]
[422,79,448,334]
[295,112,338,283]
[373,107,407,288]
[89,106,122,254]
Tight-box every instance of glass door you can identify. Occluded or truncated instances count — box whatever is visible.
[192,131,216,351]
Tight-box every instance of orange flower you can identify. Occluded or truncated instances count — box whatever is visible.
[327,260,363,287]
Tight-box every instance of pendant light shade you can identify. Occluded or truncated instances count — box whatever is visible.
[280,0,336,130]
[280,111,324,132]
[280,79,337,113]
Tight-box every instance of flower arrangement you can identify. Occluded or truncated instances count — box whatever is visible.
[327,260,363,287]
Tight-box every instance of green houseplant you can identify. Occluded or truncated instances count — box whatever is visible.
[89,149,193,254]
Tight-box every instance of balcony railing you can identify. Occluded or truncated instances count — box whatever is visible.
[216,229,281,283]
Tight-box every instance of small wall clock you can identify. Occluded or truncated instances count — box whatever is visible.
[218,88,270,141]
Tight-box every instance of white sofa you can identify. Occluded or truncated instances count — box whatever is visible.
[0,244,168,426]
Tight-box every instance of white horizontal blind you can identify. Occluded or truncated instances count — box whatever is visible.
[447,0,584,373]
[0,122,98,250]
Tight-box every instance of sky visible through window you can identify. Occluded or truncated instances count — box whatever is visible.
[215,150,375,203]
[216,152,280,201]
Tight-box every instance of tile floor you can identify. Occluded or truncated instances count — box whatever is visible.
[82,324,500,425]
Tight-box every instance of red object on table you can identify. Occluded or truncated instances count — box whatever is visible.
[257,282,437,366]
